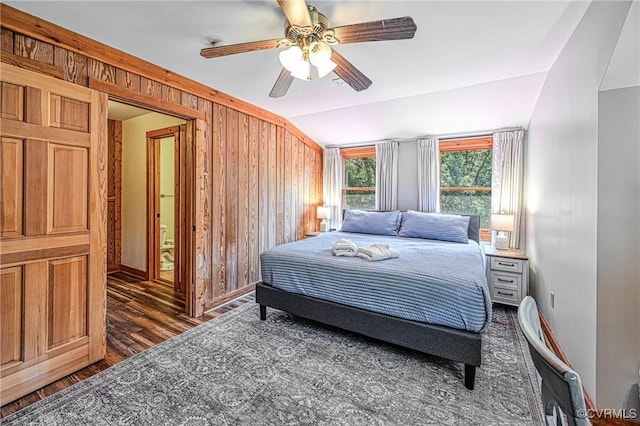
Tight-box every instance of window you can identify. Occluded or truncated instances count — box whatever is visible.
[440,137,493,241]
[342,146,376,210]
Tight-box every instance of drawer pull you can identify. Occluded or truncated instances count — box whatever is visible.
[497,291,514,296]
[498,278,514,283]
[498,262,516,267]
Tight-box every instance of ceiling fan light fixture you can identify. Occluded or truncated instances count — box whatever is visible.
[316,58,337,78]
[290,60,311,80]
[309,41,335,78]
[309,41,331,65]
[279,45,303,72]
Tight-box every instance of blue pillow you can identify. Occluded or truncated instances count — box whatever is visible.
[398,211,470,243]
[340,210,400,236]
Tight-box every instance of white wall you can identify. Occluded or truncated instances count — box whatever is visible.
[121,113,185,272]
[525,0,631,400]
[159,136,175,242]
[597,86,640,410]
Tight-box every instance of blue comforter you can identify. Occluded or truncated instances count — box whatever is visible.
[260,231,492,332]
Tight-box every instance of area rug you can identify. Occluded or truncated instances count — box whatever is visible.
[3,301,544,425]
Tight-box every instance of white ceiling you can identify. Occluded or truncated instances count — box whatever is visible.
[7,1,636,146]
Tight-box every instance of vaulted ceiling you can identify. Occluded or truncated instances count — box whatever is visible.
[7,1,638,146]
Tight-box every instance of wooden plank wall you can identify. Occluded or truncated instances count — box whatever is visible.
[0,7,323,316]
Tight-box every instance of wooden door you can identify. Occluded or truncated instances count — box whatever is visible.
[0,63,107,405]
[146,126,184,292]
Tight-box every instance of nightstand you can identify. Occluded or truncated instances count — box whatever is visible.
[484,245,529,307]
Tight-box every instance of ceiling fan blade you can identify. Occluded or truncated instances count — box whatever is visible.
[331,49,372,92]
[332,17,417,44]
[200,39,280,59]
[269,68,295,98]
[277,0,312,28]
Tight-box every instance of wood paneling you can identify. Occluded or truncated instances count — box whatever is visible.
[237,113,249,289]
[258,121,269,261]
[248,117,259,283]
[54,48,88,86]
[0,137,24,237]
[284,131,292,243]
[276,127,285,246]
[107,119,122,272]
[211,103,226,301]
[0,7,324,320]
[0,266,23,368]
[1,28,13,53]
[225,108,238,293]
[297,142,305,240]
[14,34,54,65]
[268,124,277,249]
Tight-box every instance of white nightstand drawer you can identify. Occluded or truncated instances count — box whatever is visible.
[492,285,520,305]
[490,257,523,273]
[490,271,521,291]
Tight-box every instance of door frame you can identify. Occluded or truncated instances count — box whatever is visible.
[146,126,182,289]
[99,94,201,316]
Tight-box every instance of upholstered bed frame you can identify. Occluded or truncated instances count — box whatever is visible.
[256,214,483,390]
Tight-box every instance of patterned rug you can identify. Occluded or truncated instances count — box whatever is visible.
[3,301,544,425]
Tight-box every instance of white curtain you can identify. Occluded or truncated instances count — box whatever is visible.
[375,142,399,210]
[323,148,342,230]
[492,129,525,247]
[417,137,440,212]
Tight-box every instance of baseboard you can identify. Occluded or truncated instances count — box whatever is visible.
[203,283,256,313]
[119,265,148,280]
[538,311,596,411]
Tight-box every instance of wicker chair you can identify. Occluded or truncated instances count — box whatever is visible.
[518,296,590,426]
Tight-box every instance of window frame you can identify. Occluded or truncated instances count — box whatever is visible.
[439,137,493,241]
[341,146,376,210]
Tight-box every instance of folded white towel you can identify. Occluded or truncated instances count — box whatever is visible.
[356,243,400,262]
[332,238,358,257]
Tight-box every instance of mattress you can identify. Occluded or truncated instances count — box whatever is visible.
[260,231,492,332]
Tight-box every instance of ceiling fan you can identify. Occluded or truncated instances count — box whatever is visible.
[200,0,417,98]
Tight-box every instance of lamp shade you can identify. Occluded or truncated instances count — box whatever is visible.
[317,206,331,220]
[491,213,515,232]
[279,46,302,71]
[309,41,336,78]
[279,46,309,80]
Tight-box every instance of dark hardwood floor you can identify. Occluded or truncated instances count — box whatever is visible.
[1,271,254,419]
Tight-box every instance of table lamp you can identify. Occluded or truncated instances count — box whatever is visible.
[491,213,514,250]
[317,206,331,232]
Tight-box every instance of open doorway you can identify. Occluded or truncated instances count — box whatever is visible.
[147,125,185,289]
[107,101,188,295]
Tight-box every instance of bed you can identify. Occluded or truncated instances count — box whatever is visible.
[256,210,492,389]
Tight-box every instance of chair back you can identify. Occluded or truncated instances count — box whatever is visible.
[518,296,591,426]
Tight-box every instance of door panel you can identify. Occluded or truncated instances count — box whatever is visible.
[49,94,90,132]
[0,81,24,121]
[0,63,107,405]
[0,266,23,369]
[47,256,88,349]
[0,137,23,237]
[49,144,88,233]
